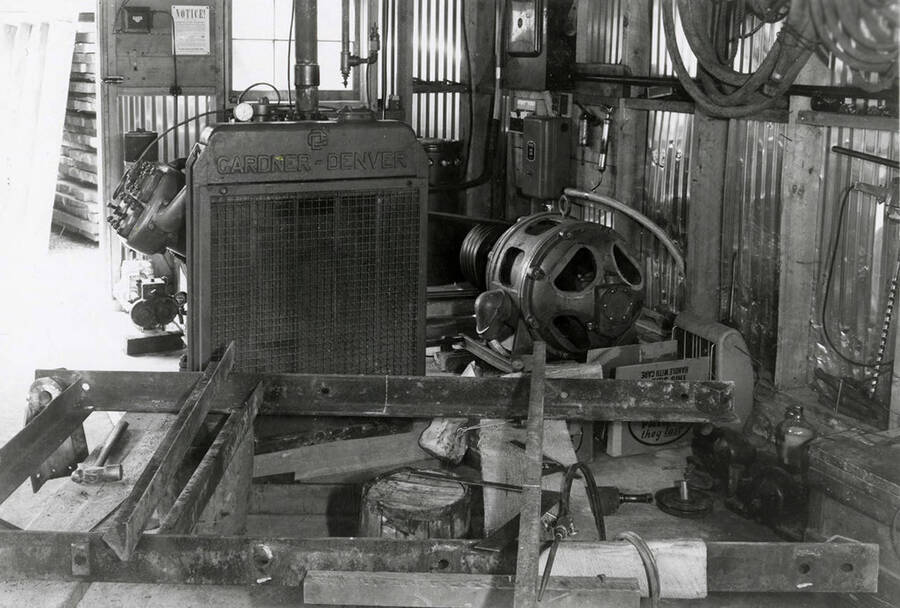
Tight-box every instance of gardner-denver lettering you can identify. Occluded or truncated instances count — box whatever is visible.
[216,151,407,174]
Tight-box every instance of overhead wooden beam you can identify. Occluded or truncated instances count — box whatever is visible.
[101,344,235,560]
[513,342,547,608]
[303,572,641,607]
[0,379,89,506]
[157,379,262,534]
[36,370,736,424]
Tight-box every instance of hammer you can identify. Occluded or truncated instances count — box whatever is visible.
[70,419,129,484]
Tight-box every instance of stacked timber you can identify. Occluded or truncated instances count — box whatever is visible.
[52,12,99,242]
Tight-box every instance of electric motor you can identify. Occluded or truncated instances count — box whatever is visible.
[465,212,644,356]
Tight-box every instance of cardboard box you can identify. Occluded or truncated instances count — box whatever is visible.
[606,357,709,457]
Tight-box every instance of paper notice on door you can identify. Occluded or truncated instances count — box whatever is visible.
[171,5,211,56]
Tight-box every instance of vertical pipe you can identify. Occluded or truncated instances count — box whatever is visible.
[295,0,320,116]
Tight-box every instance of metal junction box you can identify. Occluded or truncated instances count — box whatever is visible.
[520,115,571,199]
[187,113,429,375]
[504,0,576,91]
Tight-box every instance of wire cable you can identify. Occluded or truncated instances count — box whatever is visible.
[287,0,295,113]
[821,184,894,370]
[616,531,661,607]
[237,82,282,104]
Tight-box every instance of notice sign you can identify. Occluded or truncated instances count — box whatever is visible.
[171,5,210,56]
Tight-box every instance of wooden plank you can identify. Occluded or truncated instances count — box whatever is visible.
[68,80,95,94]
[623,98,694,114]
[56,178,97,202]
[798,110,898,132]
[60,145,98,166]
[513,342,546,608]
[0,380,89,507]
[27,414,175,533]
[101,344,235,560]
[51,208,98,238]
[57,163,97,185]
[65,96,96,114]
[303,572,641,607]
[687,110,728,318]
[62,129,98,148]
[535,540,707,598]
[64,113,97,131]
[158,381,262,534]
[775,96,827,388]
[253,422,429,479]
[37,370,736,423]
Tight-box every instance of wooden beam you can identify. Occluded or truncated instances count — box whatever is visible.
[686,111,728,319]
[36,370,736,424]
[775,96,826,389]
[303,572,640,607]
[101,344,235,561]
[797,110,898,132]
[892,321,900,428]
[513,342,547,608]
[252,422,429,479]
[0,379,89,507]
[158,381,262,534]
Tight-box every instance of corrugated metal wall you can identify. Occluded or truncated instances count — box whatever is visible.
[411,0,461,139]
[722,119,785,373]
[814,126,899,403]
[641,110,692,314]
[576,0,622,64]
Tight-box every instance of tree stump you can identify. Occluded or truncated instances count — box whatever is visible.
[359,469,471,539]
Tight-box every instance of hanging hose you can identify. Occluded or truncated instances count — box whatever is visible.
[809,0,898,90]
[661,0,816,118]
[561,189,685,275]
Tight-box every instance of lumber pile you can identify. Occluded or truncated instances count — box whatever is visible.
[52,12,99,242]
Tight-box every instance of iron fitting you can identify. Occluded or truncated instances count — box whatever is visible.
[295,63,320,87]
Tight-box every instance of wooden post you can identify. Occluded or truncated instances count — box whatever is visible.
[613,0,651,243]
[395,0,414,126]
[775,95,826,389]
[891,327,900,428]
[686,111,728,319]
[513,342,547,608]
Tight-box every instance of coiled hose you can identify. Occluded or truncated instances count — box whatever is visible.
[661,0,816,118]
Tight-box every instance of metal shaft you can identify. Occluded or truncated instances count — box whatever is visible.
[294,0,320,115]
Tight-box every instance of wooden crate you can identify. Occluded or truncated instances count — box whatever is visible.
[806,429,900,604]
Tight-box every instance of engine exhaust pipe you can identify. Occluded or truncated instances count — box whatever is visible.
[294,0,320,116]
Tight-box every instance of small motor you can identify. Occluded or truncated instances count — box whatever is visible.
[461,212,644,357]
[130,278,185,331]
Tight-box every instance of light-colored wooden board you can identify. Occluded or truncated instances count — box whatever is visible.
[303,572,641,608]
[253,423,429,480]
[538,539,708,599]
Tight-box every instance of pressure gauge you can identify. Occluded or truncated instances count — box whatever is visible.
[233,102,254,122]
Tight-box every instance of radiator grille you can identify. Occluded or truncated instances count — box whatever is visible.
[209,188,421,374]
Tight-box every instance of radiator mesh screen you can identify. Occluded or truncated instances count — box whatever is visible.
[209,188,420,374]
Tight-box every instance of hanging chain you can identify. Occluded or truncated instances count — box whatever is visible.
[869,249,900,398]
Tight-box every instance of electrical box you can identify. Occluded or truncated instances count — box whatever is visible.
[520,115,571,199]
[505,0,576,91]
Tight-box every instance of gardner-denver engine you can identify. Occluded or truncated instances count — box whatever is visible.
[463,212,644,358]
[106,0,429,376]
